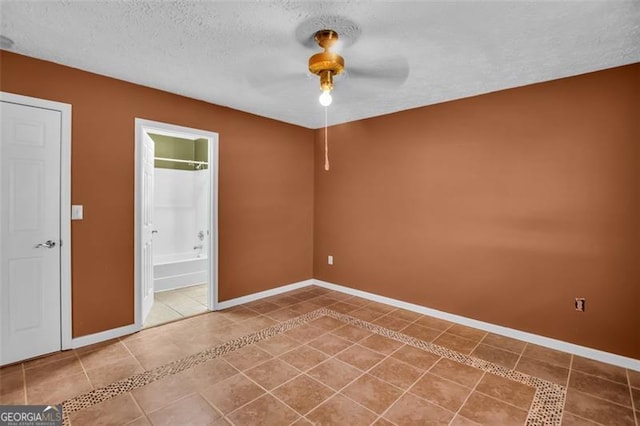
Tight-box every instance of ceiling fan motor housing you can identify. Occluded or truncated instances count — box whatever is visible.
[309,29,344,91]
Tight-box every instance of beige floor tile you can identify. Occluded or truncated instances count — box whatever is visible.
[77,341,133,370]
[384,392,454,425]
[571,356,628,384]
[131,372,194,414]
[409,373,472,412]
[23,350,77,370]
[255,334,300,356]
[515,356,569,386]
[244,358,300,390]
[85,357,144,388]
[564,388,635,426]
[144,301,182,328]
[480,333,527,354]
[69,393,142,425]
[125,416,152,425]
[336,345,385,371]
[227,394,299,425]
[185,358,238,391]
[391,345,441,371]
[369,356,423,389]
[223,345,272,371]
[400,323,442,342]
[470,343,520,369]
[359,334,403,355]
[307,394,378,426]
[25,356,84,386]
[307,333,353,356]
[429,358,484,388]
[372,314,412,331]
[330,324,373,343]
[342,374,403,414]
[569,370,632,407]
[147,393,221,426]
[27,372,91,405]
[0,371,25,404]
[272,374,334,415]
[0,363,23,377]
[307,358,363,391]
[433,332,479,355]
[413,315,453,331]
[280,345,329,371]
[475,373,536,410]
[522,343,572,369]
[200,374,265,414]
[459,392,529,425]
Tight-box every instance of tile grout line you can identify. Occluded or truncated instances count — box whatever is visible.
[334,344,411,422]
[126,392,152,425]
[74,350,93,391]
[374,348,447,425]
[229,370,304,424]
[449,371,487,425]
[558,354,574,425]
[119,337,148,372]
[513,341,528,375]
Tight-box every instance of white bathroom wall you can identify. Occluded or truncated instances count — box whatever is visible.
[154,168,201,263]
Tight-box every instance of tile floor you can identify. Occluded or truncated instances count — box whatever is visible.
[144,283,208,328]
[0,285,638,425]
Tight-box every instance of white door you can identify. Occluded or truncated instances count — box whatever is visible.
[141,132,155,323]
[0,101,62,365]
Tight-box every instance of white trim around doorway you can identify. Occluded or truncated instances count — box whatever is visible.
[0,91,73,351]
[134,118,219,331]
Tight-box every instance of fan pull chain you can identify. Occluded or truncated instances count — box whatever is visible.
[324,106,330,171]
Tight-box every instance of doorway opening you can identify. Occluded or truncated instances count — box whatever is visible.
[134,119,218,330]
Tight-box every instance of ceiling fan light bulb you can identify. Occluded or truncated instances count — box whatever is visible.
[319,90,332,106]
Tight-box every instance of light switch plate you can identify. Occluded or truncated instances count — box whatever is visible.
[71,205,83,220]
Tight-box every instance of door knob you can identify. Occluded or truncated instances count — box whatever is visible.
[35,240,56,249]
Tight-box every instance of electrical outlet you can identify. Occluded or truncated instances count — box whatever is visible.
[575,298,586,312]
[328,255,333,265]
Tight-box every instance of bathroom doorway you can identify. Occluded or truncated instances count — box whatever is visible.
[134,119,218,329]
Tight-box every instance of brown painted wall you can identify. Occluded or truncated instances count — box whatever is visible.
[314,64,640,358]
[0,51,314,338]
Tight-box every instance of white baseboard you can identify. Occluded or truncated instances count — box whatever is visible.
[216,279,314,310]
[71,324,140,349]
[312,279,640,372]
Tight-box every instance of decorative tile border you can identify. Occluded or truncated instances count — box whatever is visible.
[61,308,565,425]
[322,309,566,426]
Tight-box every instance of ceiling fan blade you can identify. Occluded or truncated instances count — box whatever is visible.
[343,55,410,89]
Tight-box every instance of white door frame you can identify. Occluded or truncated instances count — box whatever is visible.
[134,118,219,329]
[0,91,73,351]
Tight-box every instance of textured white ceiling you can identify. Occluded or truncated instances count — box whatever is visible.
[1,1,639,129]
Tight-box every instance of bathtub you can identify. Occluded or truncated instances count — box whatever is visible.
[153,253,208,292]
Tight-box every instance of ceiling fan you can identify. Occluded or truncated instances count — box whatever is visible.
[246,17,410,107]
[306,27,409,106]
[308,29,344,106]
